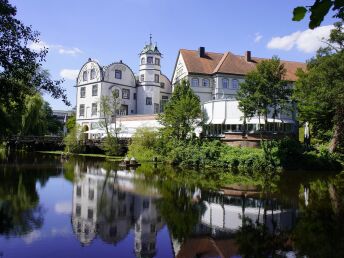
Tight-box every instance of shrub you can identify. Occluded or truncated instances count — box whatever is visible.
[102,136,121,156]
[127,127,160,161]
[63,125,85,153]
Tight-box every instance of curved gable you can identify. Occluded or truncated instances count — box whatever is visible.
[77,60,103,85]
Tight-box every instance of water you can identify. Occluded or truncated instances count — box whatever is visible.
[0,153,343,258]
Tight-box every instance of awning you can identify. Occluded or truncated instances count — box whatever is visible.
[84,128,106,134]
[224,118,243,124]
[211,118,225,124]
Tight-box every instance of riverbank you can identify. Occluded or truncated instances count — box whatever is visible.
[37,151,123,161]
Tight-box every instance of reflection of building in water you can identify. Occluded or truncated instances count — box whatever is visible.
[71,164,163,257]
[173,192,297,258]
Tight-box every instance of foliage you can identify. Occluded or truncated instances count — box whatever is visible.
[66,114,76,132]
[237,56,291,132]
[0,0,69,137]
[294,22,344,153]
[101,136,121,156]
[21,94,62,136]
[127,127,160,161]
[292,0,344,29]
[158,80,202,140]
[63,125,84,153]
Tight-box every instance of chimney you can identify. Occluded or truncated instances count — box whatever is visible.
[198,47,205,58]
[245,51,251,62]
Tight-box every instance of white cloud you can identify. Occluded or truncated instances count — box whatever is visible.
[254,32,263,43]
[29,41,83,56]
[23,230,41,244]
[267,25,334,53]
[60,69,79,81]
[54,201,72,214]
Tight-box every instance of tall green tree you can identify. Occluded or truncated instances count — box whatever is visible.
[158,80,202,140]
[294,22,344,153]
[0,0,69,137]
[237,56,291,132]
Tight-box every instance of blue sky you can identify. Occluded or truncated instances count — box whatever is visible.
[11,0,337,110]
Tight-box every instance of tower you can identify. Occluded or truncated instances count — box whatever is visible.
[137,35,162,114]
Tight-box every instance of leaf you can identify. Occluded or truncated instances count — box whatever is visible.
[293,6,308,21]
[309,0,333,29]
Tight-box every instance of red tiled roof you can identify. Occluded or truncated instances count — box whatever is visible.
[180,49,306,81]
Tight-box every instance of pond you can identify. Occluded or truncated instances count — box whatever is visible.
[0,152,343,258]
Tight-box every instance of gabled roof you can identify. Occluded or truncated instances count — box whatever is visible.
[179,49,306,81]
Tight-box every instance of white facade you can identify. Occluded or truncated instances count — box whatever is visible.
[75,38,172,131]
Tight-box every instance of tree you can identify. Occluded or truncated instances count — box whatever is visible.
[21,94,62,136]
[237,56,291,134]
[66,114,76,132]
[158,80,202,140]
[99,89,121,155]
[293,0,344,29]
[294,22,344,152]
[0,0,69,136]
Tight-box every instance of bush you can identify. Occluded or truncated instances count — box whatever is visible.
[63,125,85,153]
[102,136,121,156]
[127,127,160,161]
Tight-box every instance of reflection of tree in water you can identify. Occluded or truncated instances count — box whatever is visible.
[293,171,344,258]
[0,157,60,236]
[156,181,206,242]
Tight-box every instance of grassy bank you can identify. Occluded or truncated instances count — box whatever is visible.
[37,151,123,161]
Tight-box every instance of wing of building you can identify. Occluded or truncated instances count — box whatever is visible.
[75,38,172,135]
[171,47,306,144]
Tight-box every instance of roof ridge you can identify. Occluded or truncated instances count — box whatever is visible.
[213,52,229,74]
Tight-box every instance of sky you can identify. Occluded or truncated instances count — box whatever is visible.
[10,0,338,110]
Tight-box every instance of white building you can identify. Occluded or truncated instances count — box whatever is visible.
[75,37,172,133]
[171,47,306,138]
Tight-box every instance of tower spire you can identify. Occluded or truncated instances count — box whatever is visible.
[149,33,152,45]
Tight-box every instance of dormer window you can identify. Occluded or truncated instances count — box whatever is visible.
[115,70,122,79]
[83,71,87,81]
[147,56,153,64]
[232,79,239,89]
[191,78,199,87]
[155,58,160,65]
[203,79,210,87]
[222,78,229,88]
[90,69,96,80]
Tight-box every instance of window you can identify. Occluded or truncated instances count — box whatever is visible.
[191,78,199,87]
[155,58,160,65]
[154,74,159,83]
[154,103,159,114]
[160,82,165,88]
[133,93,136,100]
[143,200,150,209]
[76,186,82,197]
[160,95,168,112]
[147,56,153,64]
[91,103,97,116]
[203,79,210,87]
[141,57,145,64]
[122,89,130,99]
[90,68,96,80]
[88,189,94,201]
[79,104,85,117]
[222,78,229,88]
[146,97,152,105]
[92,84,98,96]
[83,71,87,81]
[232,79,239,89]
[80,87,86,98]
[115,69,122,79]
[141,74,144,82]
[76,205,81,217]
[87,208,93,220]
